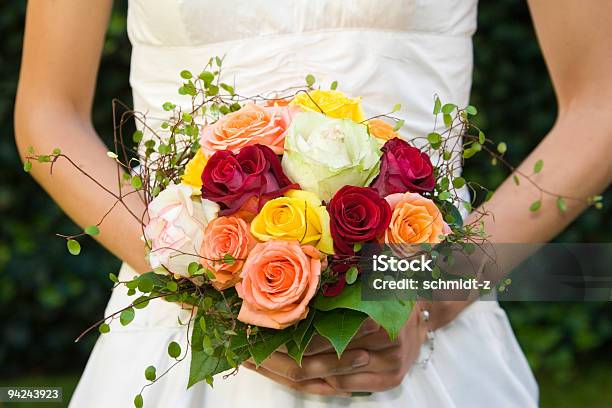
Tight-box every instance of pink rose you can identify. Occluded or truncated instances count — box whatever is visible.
[200,216,256,290]
[200,104,294,157]
[144,183,219,276]
[236,241,321,329]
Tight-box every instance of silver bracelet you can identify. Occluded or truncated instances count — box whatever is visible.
[415,308,435,368]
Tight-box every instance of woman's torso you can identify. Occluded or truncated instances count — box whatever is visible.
[127,0,478,147]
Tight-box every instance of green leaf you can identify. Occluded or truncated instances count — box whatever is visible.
[433,96,442,115]
[189,311,250,388]
[441,201,463,227]
[427,132,441,145]
[287,312,317,366]
[137,273,155,293]
[133,296,150,309]
[497,142,507,154]
[220,83,235,95]
[462,147,477,159]
[85,225,100,236]
[392,119,405,132]
[98,323,110,334]
[478,130,486,144]
[452,177,465,189]
[286,335,311,366]
[330,80,338,90]
[205,269,216,280]
[441,103,456,114]
[513,175,520,186]
[465,105,478,115]
[145,365,156,381]
[134,394,143,408]
[443,113,453,127]
[199,71,214,84]
[556,197,567,212]
[353,242,363,253]
[314,281,413,340]
[314,309,367,357]
[248,329,293,366]
[392,103,401,113]
[67,239,81,256]
[188,262,200,276]
[168,341,181,358]
[345,266,358,285]
[131,175,143,189]
[180,70,193,79]
[132,130,143,143]
[223,254,235,265]
[292,309,316,346]
[530,200,542,212]
[162,102,176,111]
[166,281,178,292]
[108,272,118,283]
[305,74,316,87]
[438,191,450,201]
[208,85,219,96]
[23,161,32,172]
[120,307,135,326]
[534,159,544,174]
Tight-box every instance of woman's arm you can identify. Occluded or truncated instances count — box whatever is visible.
[14,0,150,273]
[246,0,612,395]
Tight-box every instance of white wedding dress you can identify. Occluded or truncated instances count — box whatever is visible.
[70,0,539,407]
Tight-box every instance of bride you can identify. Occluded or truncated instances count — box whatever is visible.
[15,0,612,407]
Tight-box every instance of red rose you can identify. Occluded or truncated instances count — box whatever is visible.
[370,138,435,196]
[328,186,392,256]
[201,144,298,215]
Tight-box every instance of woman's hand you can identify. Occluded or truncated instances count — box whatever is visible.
[242,300,457,396]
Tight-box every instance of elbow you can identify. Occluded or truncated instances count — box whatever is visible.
[13,89,87,163]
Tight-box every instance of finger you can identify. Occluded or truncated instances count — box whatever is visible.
[258,349,370,381]
[242,361,350,397]
[343,328,400,351]
[326,346,406,377]
[325,369,406,393]
[304,319,380,356]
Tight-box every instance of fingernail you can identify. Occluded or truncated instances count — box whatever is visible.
[352,353,369,368]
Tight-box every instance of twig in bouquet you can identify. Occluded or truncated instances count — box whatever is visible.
[74,289,194,343]
[136,307,195,402]
[295,89,327,115]
[54,189,143,241]
[26,153,144,224]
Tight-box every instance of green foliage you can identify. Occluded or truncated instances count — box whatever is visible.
[167,341,181,359]
[313,309,367,356]
[315,281,413,340]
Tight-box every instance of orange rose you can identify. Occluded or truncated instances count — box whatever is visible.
[368,119,399,141]
[200,104,293,157]
[200,216,256,290]
[236,241,321,329]
[384,192,450,245]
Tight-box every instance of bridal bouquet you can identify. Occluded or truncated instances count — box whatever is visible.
[24,57,587,407]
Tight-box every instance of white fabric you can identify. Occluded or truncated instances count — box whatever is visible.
[70,1,538,406]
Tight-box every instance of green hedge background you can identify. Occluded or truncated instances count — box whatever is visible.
[1,1,611,405]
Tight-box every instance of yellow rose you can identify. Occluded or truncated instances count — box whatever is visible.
[180,149,207,193]
[251,190,334,254]
[290,90,365,123]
